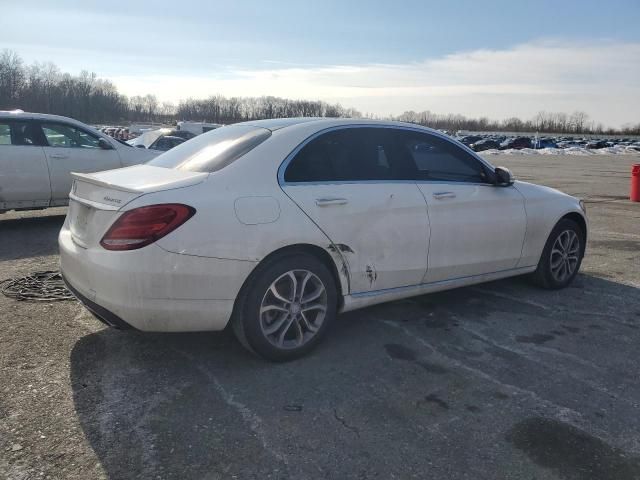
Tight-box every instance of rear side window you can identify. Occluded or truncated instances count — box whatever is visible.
[148,125,271,173]
[0,121,43,146]
[392,130,488,183]
[284,128,402,182]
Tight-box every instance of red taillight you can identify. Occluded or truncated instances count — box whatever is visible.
[100,204,195,251]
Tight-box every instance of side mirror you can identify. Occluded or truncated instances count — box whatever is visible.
[98,138,114,150]
[494,166,514,186]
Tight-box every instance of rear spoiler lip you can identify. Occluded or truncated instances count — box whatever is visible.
[71,171,143,194]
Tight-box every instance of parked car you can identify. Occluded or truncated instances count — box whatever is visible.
[127,128,196,150]
[148,135,186,151]
[457,135,483,146]
[557,140,586,149]
[536,138,558,149]
[470,138,501,152]
[586,140,608,149]
[500,137,533,150]
[0,111,160,213]
[177,121,222,135]
[60,118,587,361]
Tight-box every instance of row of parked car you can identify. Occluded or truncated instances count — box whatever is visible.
[99,121,223,152]
[98,125,193,151]
[455,133,640,152]
[101,124,640,155]
[99,126,132,141]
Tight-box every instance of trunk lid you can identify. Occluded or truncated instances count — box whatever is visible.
[68,165,207,248]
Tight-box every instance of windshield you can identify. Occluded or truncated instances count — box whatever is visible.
[147,125,271,173]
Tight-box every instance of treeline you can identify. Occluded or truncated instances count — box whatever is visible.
[176,96,361,124]
[0,50,359,124]
[1,49,638,134]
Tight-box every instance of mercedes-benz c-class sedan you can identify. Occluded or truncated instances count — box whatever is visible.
[59,118,587,360]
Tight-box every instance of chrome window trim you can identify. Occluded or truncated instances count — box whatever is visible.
[277,123,496,186]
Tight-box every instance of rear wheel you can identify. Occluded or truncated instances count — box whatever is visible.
[232,254,338,361]
[531,218,584,289]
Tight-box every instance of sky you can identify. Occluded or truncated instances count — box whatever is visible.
[2,0,640,127]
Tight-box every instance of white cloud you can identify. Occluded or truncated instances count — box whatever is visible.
[112,40,640,128]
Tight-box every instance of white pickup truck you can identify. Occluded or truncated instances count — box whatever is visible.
[0,111,160,213]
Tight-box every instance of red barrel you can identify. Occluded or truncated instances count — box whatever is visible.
[632,164,640,202]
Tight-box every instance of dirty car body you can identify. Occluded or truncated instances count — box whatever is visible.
[59,118,587,360]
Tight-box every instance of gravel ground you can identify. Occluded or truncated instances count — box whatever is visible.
[1,154,639,480]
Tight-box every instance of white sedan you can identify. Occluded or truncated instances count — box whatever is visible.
[0,111,159,213]
[59,118,587,360]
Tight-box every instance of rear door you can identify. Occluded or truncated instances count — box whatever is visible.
[0,119,51,210]
[390,129,526,283]
[38,121,123,205]
[281,127,430,293]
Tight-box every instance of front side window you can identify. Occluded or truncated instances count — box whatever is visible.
[148,125,271,173]
[41,123,101,149]
[392,130,488,183]
[284,128,401,182]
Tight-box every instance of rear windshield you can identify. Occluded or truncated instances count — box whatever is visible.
[147,125,271,173]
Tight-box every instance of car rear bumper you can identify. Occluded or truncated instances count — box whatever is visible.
[63,276,135,329]
[59,226,257,332]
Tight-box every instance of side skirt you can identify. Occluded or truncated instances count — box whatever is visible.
[340,265,537,312]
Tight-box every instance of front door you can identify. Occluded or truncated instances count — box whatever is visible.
[418,183,527,282]
[388,129,526,283]
[281,127,430,293]
[38,122,122,204]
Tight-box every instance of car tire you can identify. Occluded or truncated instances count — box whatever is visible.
[232,253,338,361]
[531,218,584,289]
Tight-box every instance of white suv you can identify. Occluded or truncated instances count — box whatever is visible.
[0,111,160,213]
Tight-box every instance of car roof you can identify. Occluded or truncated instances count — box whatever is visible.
[0,110,90,126]
[237,117,446,135]
[237,117,326,130]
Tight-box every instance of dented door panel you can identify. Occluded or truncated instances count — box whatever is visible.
[282,182,430,293]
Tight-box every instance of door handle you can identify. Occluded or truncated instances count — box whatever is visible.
[49,153,69,159]
[432,191,456,200]
[315,197,348,206]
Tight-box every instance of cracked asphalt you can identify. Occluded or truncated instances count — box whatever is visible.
[1,154,639,480]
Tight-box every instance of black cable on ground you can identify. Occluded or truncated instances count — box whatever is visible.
[0,271,75,302]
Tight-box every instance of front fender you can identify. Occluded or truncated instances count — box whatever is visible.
[514,181,587,267]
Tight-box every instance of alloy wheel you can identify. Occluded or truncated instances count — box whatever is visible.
[259,269,328,349]
[550,229,580,283]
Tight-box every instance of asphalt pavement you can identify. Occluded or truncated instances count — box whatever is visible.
[1,154,639,480]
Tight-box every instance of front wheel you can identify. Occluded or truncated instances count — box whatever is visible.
[232,254,338,361]
[531,218,584,289]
